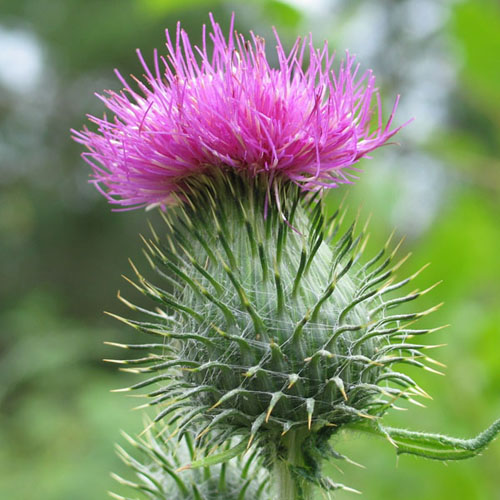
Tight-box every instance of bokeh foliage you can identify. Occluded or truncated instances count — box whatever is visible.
[0,0,498,498]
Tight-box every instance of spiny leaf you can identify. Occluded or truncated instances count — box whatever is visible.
[347,419,500,461]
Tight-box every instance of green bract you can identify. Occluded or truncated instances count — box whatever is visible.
[108,173,458,497]
[111,427,269,500]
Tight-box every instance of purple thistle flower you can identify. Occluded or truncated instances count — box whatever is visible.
[73,14,405,210]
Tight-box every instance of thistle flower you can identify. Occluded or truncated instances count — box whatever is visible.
[75,15,499,500]
[72,14,403,210]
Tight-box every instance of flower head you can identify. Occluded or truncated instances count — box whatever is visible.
[73,14,404,209]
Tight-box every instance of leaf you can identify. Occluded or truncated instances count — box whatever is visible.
[346,418,500,461]
[177,439,248,471]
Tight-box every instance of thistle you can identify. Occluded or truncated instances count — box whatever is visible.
[111,426,269,500]
[71,14,402,209]
[74,15,499,500]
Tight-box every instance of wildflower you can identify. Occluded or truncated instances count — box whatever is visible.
[73,14,403,210]
[76,15,500,500]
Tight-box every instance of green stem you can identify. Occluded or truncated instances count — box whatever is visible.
[343,418,500,461]
[273,430,314,500]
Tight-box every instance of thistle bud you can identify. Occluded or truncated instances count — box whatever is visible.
[110,173,439,494]
[112,427,269,500]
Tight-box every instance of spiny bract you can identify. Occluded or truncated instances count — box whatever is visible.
[109,174,442,476]
[111,428,269,500]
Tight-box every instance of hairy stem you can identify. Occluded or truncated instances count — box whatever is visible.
[274,430,314,500]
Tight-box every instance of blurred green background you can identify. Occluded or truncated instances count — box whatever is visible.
[1,0,499,498]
